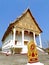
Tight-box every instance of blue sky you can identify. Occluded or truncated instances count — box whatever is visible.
[0,0,49,48]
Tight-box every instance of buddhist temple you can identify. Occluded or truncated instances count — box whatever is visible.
[2,8,42,54]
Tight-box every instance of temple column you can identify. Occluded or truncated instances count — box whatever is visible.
[39,34,42,48]
[13,28,16,44]
[33,32,37,45]
[13,27,16,54]
[21,30,25,54]
[22,30,24,46]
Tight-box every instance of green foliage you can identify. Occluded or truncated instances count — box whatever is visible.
[45,48,49,54]
[0,48,2,51]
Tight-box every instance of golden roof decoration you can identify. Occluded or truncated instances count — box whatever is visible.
[2,8,42,41]
[27,40,38,63]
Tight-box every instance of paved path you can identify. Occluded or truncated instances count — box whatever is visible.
[0,54,27,65]
[0,51,49,65]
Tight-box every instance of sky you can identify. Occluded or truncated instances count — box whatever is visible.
[0,0,49,48]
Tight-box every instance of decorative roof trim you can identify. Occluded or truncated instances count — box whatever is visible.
[2,8,42,41]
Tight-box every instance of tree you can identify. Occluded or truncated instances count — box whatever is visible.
[45,41,49,54]
[47,41,49,48]
[0,47,2,51]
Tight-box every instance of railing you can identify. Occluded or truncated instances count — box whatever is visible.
[2,40,13,49]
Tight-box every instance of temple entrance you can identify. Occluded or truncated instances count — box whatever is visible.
[14,48,22,54]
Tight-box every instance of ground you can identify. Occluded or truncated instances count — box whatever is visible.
[0,50,49,65]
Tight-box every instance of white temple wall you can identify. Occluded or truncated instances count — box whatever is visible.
[3,32,12,44]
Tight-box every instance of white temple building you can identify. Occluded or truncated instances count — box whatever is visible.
[2,8,43,54]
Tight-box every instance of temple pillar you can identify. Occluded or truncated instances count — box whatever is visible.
[22,30,24,46]
[13,27,16,54]
[33,32,37,45]
[21,30,25,54]
[13,28,16,44]
[39,34,42,48]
